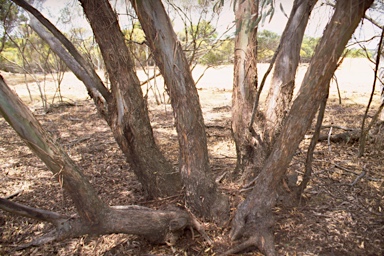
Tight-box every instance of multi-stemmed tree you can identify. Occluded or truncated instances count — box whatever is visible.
[0,0,374,255]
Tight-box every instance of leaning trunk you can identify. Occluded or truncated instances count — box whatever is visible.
[263,0,317,205]
[0,75,108,224]
[0,75,199,246]
[264,0,317,142]
[11,0,181,199]
[78,0,181,198]
[229,1,374,255]
[130,0,229,222]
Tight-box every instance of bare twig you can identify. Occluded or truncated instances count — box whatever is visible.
[350,170,366,186]
[4,189,23,199]
[358,26,384,157]
[321,125,356,131]
[299,91,328,196]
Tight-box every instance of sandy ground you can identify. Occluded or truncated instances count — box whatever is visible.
[2,58,380,109]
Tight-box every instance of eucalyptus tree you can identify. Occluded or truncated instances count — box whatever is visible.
[0,0,374,255]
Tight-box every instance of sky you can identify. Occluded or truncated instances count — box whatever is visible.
[39,0,382,49]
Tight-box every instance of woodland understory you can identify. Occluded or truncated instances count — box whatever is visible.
[0,0,383,255]
[0,87,383,255]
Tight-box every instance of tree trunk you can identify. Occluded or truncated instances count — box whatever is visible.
[0,74,107,224]
[11,0,181,199]
[232,0,316,185]
[231,0,260,182]
[229,1,373,255]
[130,0,229,222]
[77,0,182,198]
[0,75,197,246]
[264,0,317,206]
[264,0,317,142]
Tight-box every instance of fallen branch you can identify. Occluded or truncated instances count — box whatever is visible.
[317,130,360,143]
[0,197,68,226]
[0,197,199,248]
[350,170,366,186]
[334,164,380,182]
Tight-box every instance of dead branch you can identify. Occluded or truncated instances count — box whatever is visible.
[350,170,366,186]
[321,125,357,131]
[317,130,360,143]
[0,198,68,225]
[334,164,380,182]
[299,91,328,196]
[359,26,384,157]
[0,198,197,248]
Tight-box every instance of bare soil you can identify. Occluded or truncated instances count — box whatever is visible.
[0,59,383,255]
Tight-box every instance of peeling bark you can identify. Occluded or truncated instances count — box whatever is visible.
[231,0,260,183]
[264,0,317,142]
[230,1,374,255]
[78,0,182,198]
[130,0,229,222]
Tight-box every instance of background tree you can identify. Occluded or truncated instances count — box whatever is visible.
[0,0,21,53]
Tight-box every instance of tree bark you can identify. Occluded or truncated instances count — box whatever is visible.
[130,0,229,222]
[231,0,260,182]
[0,75,108,224]
[264,0,317,206]
[229,1,374,255]
[264,0,317,142]
[232,0,316,184]
[77,0,181,198]
[11,0,182,199]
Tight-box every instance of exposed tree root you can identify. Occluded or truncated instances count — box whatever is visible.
[228,196,276,256]
[224,230,275,256]
[0,197,210,249]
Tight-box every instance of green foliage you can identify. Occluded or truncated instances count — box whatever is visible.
[0,23,66,73]
[123,23,149,66]
[200,38,234,65]
[178,20,223,65]
[344,48,372,58]
[178,20,217,44]
[257,30,280,62]
[300,35,319,63]
[0,0,25,52]
[257,30,320,63]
